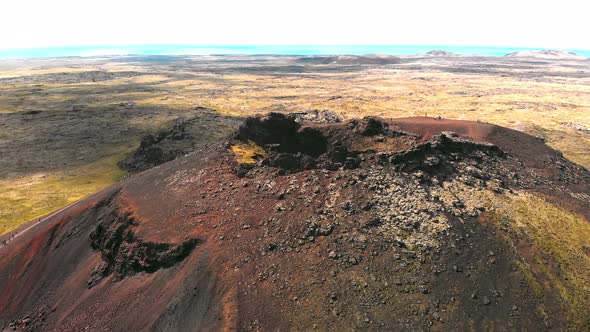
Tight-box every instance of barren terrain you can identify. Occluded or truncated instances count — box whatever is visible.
[0,53,589,234]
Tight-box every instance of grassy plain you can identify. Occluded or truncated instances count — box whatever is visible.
[485,193,590,328]
[0,54,589,233]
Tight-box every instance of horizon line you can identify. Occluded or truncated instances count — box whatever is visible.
[1,44,589,60]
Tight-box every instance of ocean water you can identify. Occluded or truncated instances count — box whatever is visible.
[1,45,589,59]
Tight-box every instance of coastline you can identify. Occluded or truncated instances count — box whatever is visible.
[1,44,590,59]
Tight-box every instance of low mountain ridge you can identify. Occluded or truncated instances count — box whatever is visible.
[505,50,586,60]
[425,50,456,56]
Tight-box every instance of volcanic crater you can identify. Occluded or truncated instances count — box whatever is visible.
[1,113,589,331]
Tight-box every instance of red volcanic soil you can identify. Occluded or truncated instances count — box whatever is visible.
[392,116,496,141]
[1,114,588,331]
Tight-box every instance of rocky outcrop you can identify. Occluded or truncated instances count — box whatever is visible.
[119,108,240,172]
[387,131,505,172]
[88,193,199,287]
[119,118,193,171]
[235,113,360,173]
[351,116,391,136]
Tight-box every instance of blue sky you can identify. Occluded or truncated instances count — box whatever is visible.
[1,0,588,50]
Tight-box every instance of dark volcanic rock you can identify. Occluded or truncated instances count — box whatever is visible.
[389,131,505,173]
[119,118,193,171]
[352,116,390,136]
[238,114,329,157]
[236,113,360,173]
[88,193,199,286]
[238,113,300,147]
[119,108,240,172]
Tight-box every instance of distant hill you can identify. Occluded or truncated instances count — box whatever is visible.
[425,50,456,56]
[505,50,586,60]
